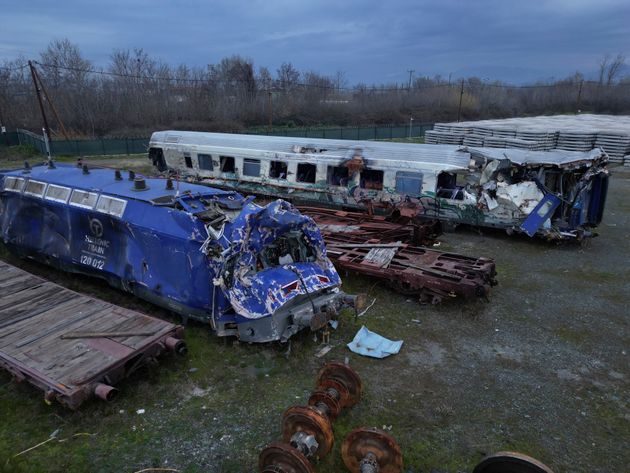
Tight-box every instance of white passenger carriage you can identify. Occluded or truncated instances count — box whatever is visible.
[148,131,609,240]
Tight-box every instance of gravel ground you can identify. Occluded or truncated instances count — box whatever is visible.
[0,156,628,473]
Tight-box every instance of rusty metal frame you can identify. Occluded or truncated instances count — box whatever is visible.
[299,206,496,303]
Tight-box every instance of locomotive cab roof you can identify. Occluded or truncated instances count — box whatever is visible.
[4,162,239,205]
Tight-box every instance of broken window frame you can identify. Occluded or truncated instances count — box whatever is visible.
[220,156,236,173]
[198,153,214,171]
[436,171,465,200]
[184,154,193,169]
[269,160,288,179]
[243,158,261,177]
[296,163,317,183]
[360,169,384,190]
[327,166,349,187]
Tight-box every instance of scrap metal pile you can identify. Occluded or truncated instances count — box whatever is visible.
[299,206,497,304]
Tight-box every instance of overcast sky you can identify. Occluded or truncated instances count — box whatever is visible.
[1,0,629,84]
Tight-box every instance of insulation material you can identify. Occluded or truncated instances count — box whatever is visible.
[495,181,545,215]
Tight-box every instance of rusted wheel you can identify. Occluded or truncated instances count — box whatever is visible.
[259,442,315,473]
[341,427,403,473]
[308,389,342,420]
[317,377,350,409]
[473,451,554,473]
[282,405,334,458]
[316,362,362,407]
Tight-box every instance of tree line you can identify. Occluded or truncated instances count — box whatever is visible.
[1,39,629,139]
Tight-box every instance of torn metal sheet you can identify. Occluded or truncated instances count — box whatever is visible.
[0,163,356,343]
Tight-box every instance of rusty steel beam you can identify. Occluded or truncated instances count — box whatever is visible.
[297,205,441,247]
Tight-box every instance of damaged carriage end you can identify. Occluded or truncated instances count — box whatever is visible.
[207,199,360,343]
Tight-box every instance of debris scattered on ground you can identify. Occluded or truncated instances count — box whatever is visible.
[357,298,377,317]
[347,326,403,358]
[314,345,333,358]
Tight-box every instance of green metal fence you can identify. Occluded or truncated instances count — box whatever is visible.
[248,123,432,140]
[3,123,432,157]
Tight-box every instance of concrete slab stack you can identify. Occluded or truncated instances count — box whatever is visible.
[430,114,630,163]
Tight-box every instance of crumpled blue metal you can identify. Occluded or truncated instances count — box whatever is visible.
[347,325,403,358]
[221,199,340,320]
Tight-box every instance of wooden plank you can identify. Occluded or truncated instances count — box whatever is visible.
[16,306,143,369]
[10,306,120,357]
[0,298,98,349]
[0,287,68,326]
[0,273,33,288]
[0,284,56,311]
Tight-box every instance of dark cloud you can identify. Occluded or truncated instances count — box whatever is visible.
[1,0,629,83]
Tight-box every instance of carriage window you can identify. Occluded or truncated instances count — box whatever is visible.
[69,189,98,209]
[220,156,235,173]
[184,154,193,168]
[96,195,127,218]
[198,154,213,171]
[3,176,25,193]
[436,172,464,200]
[327,166,349,186]
[243,158,261,177]
[360,169,384,190]
[45,184,71,203]
[269,160,288,179]
[395,172,423,196]
[296,163,316,183]
[24,180,46,198]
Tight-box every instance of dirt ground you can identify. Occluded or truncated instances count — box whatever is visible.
[0,154,628,473]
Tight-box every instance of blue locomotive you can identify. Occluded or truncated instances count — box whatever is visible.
[0,162,358,342]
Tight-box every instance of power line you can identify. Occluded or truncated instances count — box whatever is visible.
[31,60,460,92]
[7,60,629,92]
[0,63,28,72]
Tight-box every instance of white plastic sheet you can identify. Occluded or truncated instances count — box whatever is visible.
[347,326,403,359]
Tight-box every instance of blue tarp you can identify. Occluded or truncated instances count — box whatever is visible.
[347,326,403,359]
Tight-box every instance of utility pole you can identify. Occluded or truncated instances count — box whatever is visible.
[28,60,51,145]
[407,69,415,91]
[576,80,584,113]
[0,102,9,146]
[408,116,414,138]
[32,64,70,141]
[457,79,465,122]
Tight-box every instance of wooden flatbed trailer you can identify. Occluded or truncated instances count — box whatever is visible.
[0,260,187,409]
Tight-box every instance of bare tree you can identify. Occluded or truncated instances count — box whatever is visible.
[277,62,300,91]
[606,53,625,85]
[598,55,610,85]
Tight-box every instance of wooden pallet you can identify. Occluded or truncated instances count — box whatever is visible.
[0,260,186,408]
